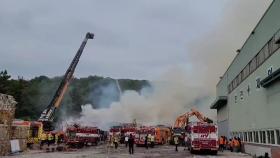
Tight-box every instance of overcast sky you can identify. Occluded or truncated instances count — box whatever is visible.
[0,0,272,86]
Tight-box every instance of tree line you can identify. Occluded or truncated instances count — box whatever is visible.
[0,70,150,122]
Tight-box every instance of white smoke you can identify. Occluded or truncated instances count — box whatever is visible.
[67,68,216,130]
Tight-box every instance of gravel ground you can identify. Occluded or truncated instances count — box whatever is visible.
[4,144,252,158]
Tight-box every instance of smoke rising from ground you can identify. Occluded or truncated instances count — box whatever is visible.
[67,68,215,130]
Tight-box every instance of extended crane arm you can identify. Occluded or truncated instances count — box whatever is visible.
[173,112,191,128]
[38,32,94,123]
[190,108,213,124]
[173,108,213,128]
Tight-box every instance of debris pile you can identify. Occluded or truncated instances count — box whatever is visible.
[11,125,29,151]
[0,93,28,155]
[0,125,11,156]
[0,93,17,156]
[0,94,16,125]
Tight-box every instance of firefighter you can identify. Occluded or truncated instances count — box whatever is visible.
[228,138,233,152]
[174,136,179,152]
[145,134,149,149]
[40,133,47,149]
[113,135,119,149]
[224,137,228,150]
[184,135,188,150]
[148,134,151,145]
[47,132,54,146]
[128,134,134,154]
[219,136,224,152]
[233,137,240,152]
[125,135,129,148]
[55,133,59,145]
[237,137,242,152]
[150,135,155,148]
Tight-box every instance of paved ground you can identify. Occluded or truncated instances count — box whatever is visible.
[5,144,252,158]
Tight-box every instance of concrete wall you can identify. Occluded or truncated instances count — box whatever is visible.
[228,49,280,131]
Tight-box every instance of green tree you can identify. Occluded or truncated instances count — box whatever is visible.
[0,70,11,93]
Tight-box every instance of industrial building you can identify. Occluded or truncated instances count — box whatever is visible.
[210,0,280,157]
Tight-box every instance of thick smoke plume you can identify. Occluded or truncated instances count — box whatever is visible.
[67,68,216,130]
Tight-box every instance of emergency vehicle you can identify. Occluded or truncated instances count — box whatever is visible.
[135,126,154,146]
[65,124,101,148]
[186,122,218,154]
[135,126,171,146]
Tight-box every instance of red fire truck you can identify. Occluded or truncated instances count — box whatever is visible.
[186,122,218,155]
[65,124,101,148]
[135,126,155,146]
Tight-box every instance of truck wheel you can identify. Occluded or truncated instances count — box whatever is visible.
[211,151,218,155]
[190,148,195,154]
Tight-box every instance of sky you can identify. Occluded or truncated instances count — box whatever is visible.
[0,0,272,88]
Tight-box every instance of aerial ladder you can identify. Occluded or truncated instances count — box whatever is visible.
[38,32,94,130]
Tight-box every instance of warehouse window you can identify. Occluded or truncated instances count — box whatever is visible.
[234,78,238,88]
[249,132,253,142]
[273,36,280,52]
[244,132,248,142]
[244,64,250,78]
[253,131,257,143]
[268,38,274,56]
[276,129,280,145]
[241,69,245,81]
[263,44,270,60]
[238,73,242,85]
[240,132,244,141]
[261,131,266,144]
[267,131,271,144]
[271,130,275,144]
[249,58,257,73]
[255,131,259,143]
[260,131,263,143]
[232,80,236,90]
[256,48,265,66]
[227,33,280,95]
[228,84,231,93]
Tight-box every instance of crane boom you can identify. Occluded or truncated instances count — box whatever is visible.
[38,32,94,123]
[173,108,213,128]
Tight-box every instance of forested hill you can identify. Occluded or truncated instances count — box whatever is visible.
[0,70,150,121]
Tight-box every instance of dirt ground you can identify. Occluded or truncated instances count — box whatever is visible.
[4,143,252,158]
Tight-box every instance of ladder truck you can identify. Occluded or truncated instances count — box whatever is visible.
[38,32,94,131]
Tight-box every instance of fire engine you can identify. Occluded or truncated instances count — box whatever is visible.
[186,122,218,154]
[135,126,171,146]
[135,126,154,146]
[173,108,218,154]
[65,124,101,148]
